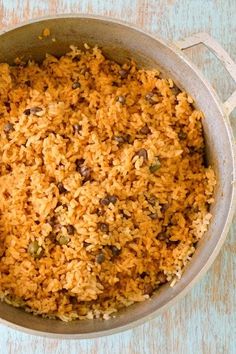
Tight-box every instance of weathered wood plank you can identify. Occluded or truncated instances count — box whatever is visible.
[0,1,235,353]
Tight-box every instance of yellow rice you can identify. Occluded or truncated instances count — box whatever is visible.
[0,46,216,321]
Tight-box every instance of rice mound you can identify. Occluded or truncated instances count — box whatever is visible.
[0,46,216,321]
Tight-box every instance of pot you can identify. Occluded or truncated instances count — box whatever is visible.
[0,15,235,339]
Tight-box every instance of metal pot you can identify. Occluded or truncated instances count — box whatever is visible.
[0,15,235,339]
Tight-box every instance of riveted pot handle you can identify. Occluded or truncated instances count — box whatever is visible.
[175,32,236,115]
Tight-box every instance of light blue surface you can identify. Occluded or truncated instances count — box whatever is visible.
[0,1,235,353]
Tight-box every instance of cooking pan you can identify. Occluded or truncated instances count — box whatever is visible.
[0,15,235,338]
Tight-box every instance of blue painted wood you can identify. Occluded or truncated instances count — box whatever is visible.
[0,1,235,353]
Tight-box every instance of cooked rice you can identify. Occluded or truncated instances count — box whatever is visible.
[0,46,216,321]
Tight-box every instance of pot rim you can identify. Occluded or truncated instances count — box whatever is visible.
[0,13,235,339]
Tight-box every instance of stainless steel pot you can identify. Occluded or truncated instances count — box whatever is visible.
[0,15,235,339]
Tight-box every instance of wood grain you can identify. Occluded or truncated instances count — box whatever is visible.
[0,1,235,353]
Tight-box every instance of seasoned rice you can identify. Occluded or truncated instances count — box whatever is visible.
[0,46,216,321]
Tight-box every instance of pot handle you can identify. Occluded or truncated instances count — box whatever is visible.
[175,32,236,115]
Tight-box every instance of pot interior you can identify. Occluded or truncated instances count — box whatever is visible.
[0,16,234,338]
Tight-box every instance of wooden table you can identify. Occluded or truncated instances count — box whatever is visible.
[0,1,235,353]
